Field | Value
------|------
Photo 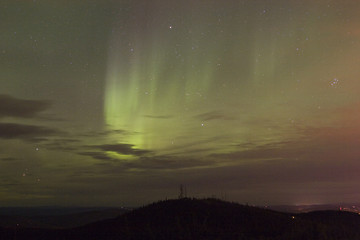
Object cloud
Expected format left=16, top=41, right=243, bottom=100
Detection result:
left=80, top=129, right=127, bottom=138
left=195, top=111, right=232, bottom=121
left=0, top=157, right=17, bottom=161
left=31, top=138, right=82, bottom=153
left=122, top=155, right=215, bottom=170
left=210, top=119, right=360, bottom=168
left=211, top=140, right=300, bottom=161
left=0, top=123, right=60, bottom=141
left=96, top=143, right=152, bottom=156
left=165, top=136, right=227, bottom=155
left=78, top=152, right=115, bottom=161
left=36, top=114, right=66, bottom=122
left=0, top=95, right=51, bottom=118
left=89, top=155, right=216, bottom=172
left=80, top=149, right=213, bottom=170
left=143, top=115, right=173, bottom=119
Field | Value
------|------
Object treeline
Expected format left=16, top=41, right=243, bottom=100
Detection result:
left=2, top=198, right=360, bottom=240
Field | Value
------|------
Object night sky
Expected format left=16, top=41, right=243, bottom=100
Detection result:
left=2, top=0, right=360, bottom=207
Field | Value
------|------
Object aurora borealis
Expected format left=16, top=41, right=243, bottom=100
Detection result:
left=2, top=0, right=360, bottom=207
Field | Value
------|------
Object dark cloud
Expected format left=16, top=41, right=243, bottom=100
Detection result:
left=39, top=138, right=81, bottom=152
left=211, top=123, right=360, bottom=168
left=143, top=115, right=173, bottom=119
left=0, top=94, right=51, bottom=118
left=79, top=152, right=115, bottom=161
left=51, top=138, right=81, bottom=144
left=195, top=111, right=232, bottom=121
left=36, top=114, right=66, bottom=122
left=80, top=148, right=213, bottom=170
left=80, top=129, right=128, bottom=137
left=212, top=140, right=300, bottom=161
left=0, top=157, right=18, bottom=161
left=209, top=159, right=360, bottom=187
left=0, top=123, right=60, bottom=141
left=177, top=148, right=214, bottom=155
left=165, top=136, right=226, bottom=154
left=122, top=156, right=215, bottom=170
left=109, top=129, right=127, bottom=134
left=96, top=143, right=152, bottom=156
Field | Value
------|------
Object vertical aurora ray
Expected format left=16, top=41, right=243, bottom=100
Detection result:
left=103, top=1, right=359, bottom=159
left=4, top=0, right=360, bottom=206
left=103, top=2, right=297, bottom=156
left=103, top=2, right=223, bottom=155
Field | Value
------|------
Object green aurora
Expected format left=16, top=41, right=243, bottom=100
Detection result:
left=104, top=1, right=356, bottom=159
left=1, top=0, right=360, bottom=206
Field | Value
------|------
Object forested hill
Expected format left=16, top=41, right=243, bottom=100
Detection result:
left=4, top=198, right=360, bottom=240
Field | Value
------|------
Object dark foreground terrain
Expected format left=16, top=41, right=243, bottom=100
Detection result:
left=2, top=198, right=360, bottom=240
left=0, top=207, right=129, bottom=229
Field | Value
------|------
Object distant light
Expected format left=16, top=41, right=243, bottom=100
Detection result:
left=330, top=78, right=339, bottom=88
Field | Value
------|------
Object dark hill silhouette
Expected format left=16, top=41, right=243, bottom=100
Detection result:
left=4, top=198, right=360, bottom=240
left=71, top=198, right=294, bottom=240
left=0, top=208, right=128, bottom=229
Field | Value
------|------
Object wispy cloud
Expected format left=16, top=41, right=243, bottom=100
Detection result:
left=43, top=138, right=80, bottom=152
left=80, top=148, right=215, bottom=171
left=0, top=94, right=51, bottom=118
left=195, top=110, right=232, bottom=121
left=80, top=129, right=128, bottom=137
left=121, top=155, right=215, bottom=170
left=0, top=123, right=61, bottom=142
left=143, top=115, right=173, bottom=119
left=0, top=157, right=18, bottom=162
left=78, top=152, right=115, bottom=161
left=96, top=143, right=152, bottom=156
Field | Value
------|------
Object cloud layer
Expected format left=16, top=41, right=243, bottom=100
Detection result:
left=0, top=95, right=51, bottom=118
left=0, top=123, right=60, bottom=141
